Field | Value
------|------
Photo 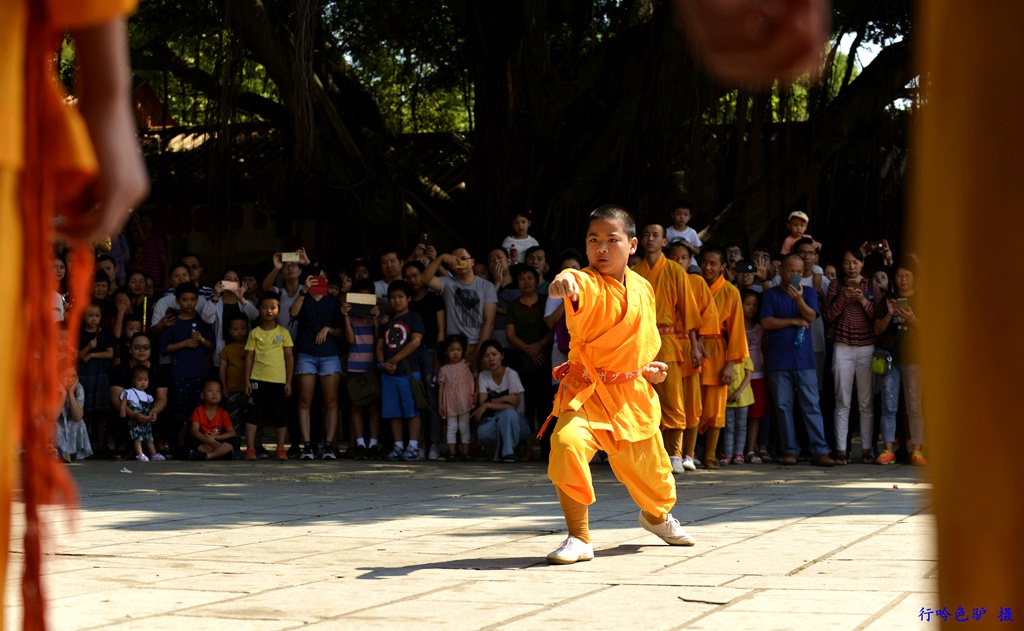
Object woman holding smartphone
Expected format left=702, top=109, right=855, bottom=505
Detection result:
left=202, top=269, right=259, bottom=369
left=872, top=258, right=925, bottom=465
left=823, top=249, right=882, bottom=465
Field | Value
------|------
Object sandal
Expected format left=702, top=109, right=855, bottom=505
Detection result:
left=862, top=453, right=875, bottom=464
left=446, top=454, right=456, bottom=462
left=746, top=451, right=762, bottom=464
left=835, top=452, right=848, bottom=466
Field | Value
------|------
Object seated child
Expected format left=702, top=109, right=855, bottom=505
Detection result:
left=55, top=366, right=93, bottom=462
left=119, top=365, right=165, bottom=462
left=188, top=379, right=240, bottom=460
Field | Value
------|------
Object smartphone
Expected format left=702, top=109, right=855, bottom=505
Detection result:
left=789, top=273, right=801, bottom=289
left=868, top=240, right=886, bottom=253
left=847, top=278, right=860, bottom=289
left=221, top=280, right=239, bottom=293
left=310, top=278, right=328, bottom=296
left=420, top=232, right=433, bottom=247
left=165, top=308, right=179, bottom=318
left=896, top=298, right=908, bottom=310
left=281, top=252, right=300, bottom=263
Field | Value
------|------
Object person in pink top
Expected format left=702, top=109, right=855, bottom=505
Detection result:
left=437, top=334, right=476, bottom=461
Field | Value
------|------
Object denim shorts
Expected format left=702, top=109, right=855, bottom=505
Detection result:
left=294, top=353, right=342, bottom=376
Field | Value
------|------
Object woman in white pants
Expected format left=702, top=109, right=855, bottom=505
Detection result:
left=823, top=249, right=882, bottom=465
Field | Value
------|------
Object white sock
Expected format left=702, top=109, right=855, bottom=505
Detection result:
left=356, top=438, right=366, bottom=447
left=369, top=438, right=378, bottom=447
left=395, top=441, right=405, bottom=450
left=408, top=440, right=419, bottom=449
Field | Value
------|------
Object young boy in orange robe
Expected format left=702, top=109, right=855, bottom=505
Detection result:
left=666, top=242, right=719, bottom=472
left=697, top=246, right=749, bottom=469
left=543, top=206, right=697, bottom=565
left=632, top=224, right=702, bottom=474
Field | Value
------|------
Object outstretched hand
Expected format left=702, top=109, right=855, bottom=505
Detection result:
left=548, top=272, right=580, bottom=302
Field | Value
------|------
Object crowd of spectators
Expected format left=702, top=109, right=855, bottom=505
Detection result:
left=51, top=204, right=924, bottom=468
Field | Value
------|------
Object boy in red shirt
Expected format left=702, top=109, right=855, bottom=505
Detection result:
left=188, top=379, right=239, bottom=460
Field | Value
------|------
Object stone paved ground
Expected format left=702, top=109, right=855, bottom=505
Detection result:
left=4, top=458, right=935, bottom=630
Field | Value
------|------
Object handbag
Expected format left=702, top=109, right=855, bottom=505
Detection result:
left=347, top=365, right=381, bottom=406
left=401, top=359, right=431, bottom=410
left=870, top=349, right=893, bottom=376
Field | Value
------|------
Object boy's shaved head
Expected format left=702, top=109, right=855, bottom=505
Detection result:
left=589, top=205, right=636, bottom=239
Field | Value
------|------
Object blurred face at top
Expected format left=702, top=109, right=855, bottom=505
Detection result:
left=894, top=267, right=914, bottom=294
left=404, top=266, right=423, bottom=293
left=586, top=217, right=636, bottom=279
left=127, top=272, right=146, bottom=297
left=281, top=260, right=300, bottom=281
left=52, top=258, right=65, bottom=281
left=783, top=255, right=805, bottom=279
left=338, top=271, right=352, bottom=293
left=700, top=250, right=725, bottom=285
left=353, top=264, right=370, bottom=281
left=671, top=206, right=691, bottom=227
left=93, top=279, right=109, bottom=301
left=512, top=214, right=530, bottom=238
left=182, top=256, right=202, bottom=283
left=842, top=251, right=863, bottom=279
left=97, top=258, right=116, bottom=282
left=487, top=248, right=509, bottom=272
left=667, top=245, right=691, bottom=269
left=169, top=265, right=190, bottom=288
left=380, top=252, right=402, bottom=281
left=640, top=225, right=667, bottom=256
left=516, top=269, right=537, bottom=294
left=725, top=246, right=743, bottom=264
left=481, top=344, right=504, bottom=372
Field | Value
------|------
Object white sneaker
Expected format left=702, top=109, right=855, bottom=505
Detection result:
left=669, top=456, right=684, bottom=475
left=546, top=535, right=595, bottom=565
left=427, top=445, right=442, bottom=461
left=681, top=456, right=696, bottom=472
left=638, top=512, right=696, bottom=546
left=135, top=454, right=149, bottom=462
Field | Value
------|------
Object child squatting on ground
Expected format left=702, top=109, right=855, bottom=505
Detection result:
left=543, top=205, right=697, bottom=565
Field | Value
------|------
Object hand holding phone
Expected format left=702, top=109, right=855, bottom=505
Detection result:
left=789, top=273, right=802, bottom=289
left=310, top=277, right=328, bottom=296
left=221, top=280, right=239, bottom=293
left=282, top=252, right=300, bottom=263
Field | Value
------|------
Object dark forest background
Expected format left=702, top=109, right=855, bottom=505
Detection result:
left=98, top=0, right=915, bottom=266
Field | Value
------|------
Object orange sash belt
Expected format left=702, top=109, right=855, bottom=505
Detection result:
left=657, top=324, right=679, bottom=336
left=538, top=361, right=642, bottom=438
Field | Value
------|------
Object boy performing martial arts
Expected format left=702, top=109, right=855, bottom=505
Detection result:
left=543, top=205, right=696, bottom=565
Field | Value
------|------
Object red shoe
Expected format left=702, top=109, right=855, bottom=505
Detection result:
left=875, top=449, right=896, bottom=465
left=244, top=448, right=257, bottom=460
left=910, top=450, right=928, bottom=466
left=275, top=447, right=288, bottom=460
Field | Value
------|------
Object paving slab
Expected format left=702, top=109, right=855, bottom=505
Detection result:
left=4, top=459, right=936, bottom=629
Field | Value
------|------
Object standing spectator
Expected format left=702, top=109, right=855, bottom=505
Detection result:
left=202, top=269, right=259, bottom=368
left=794, top=237, right=829, bottom=388
left=421, top=248, right=497, bottom=363
left=78, top=302, right=114, bottom=453
left=377, top=281, right=426, bottom=461
left=373, top=249, right=404, bottom=300
left=179, top=252, right=215, bottom=300
left=289, top=266, right=344, bottom=460
left=404, top=260, right=446, bottom=460
left=760, top=255, right=835, bottom=466
left=873, top=258, right=926, bottom=465
left=96, top=254, right=119, bottom=294
left=505, top=265, right=555, bottom=456
left=740, top=290, right=770, bottom=464
left=524, top=245, right=551, bottom=293
left=108, top=230, right=131, bottom=283
left=118, top=366, right=163, bottom=462
left=487, top=246, right=519, bottom=349
left=437, top=334, right=475, bottom=461
left=824, top=249, right=881, bottom=464
left=665, top=199, right=702, bottom=262
left=342, top=280, right=382, bottom=459
left=53, top=255, right=68, bottom=313
left=261, top=248, right=312, bottom=340
left=160, top=284, right=214, bottom=453
left=243, top=294, right=295, bottom=461
left=502, top=211, right=540, bottom=263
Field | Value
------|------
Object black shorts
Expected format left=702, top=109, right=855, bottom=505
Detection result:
left=249, top=380, right=288, bottom=429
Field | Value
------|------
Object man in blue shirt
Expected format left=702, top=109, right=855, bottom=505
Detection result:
left=759, top=254, right=835, bottom=467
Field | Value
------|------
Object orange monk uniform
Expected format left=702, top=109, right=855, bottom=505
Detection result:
left=631, top=255, right=700, bottom=431
left=915, top=2, right=1024, bottom=612
left=679, top=273, right=719, bottom=428
left=1, top=1, right=136, bottom=626
left=699, top=275, right=748, bottom=432
left=547, top=268, right=676, bottom=517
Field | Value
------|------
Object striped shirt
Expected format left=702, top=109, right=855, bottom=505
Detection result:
left=824, top=277, right=880, bottom=346
left=348, top=317, right=376, bottom=374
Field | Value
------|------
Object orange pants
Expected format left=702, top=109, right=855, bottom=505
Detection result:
left=548, top=410, right=676, bottom=517
left=699, top=384, right=727, bottom=432
left=680, top=372, right=702, bottom=429
left=652, top=361, right=686, bottom=430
